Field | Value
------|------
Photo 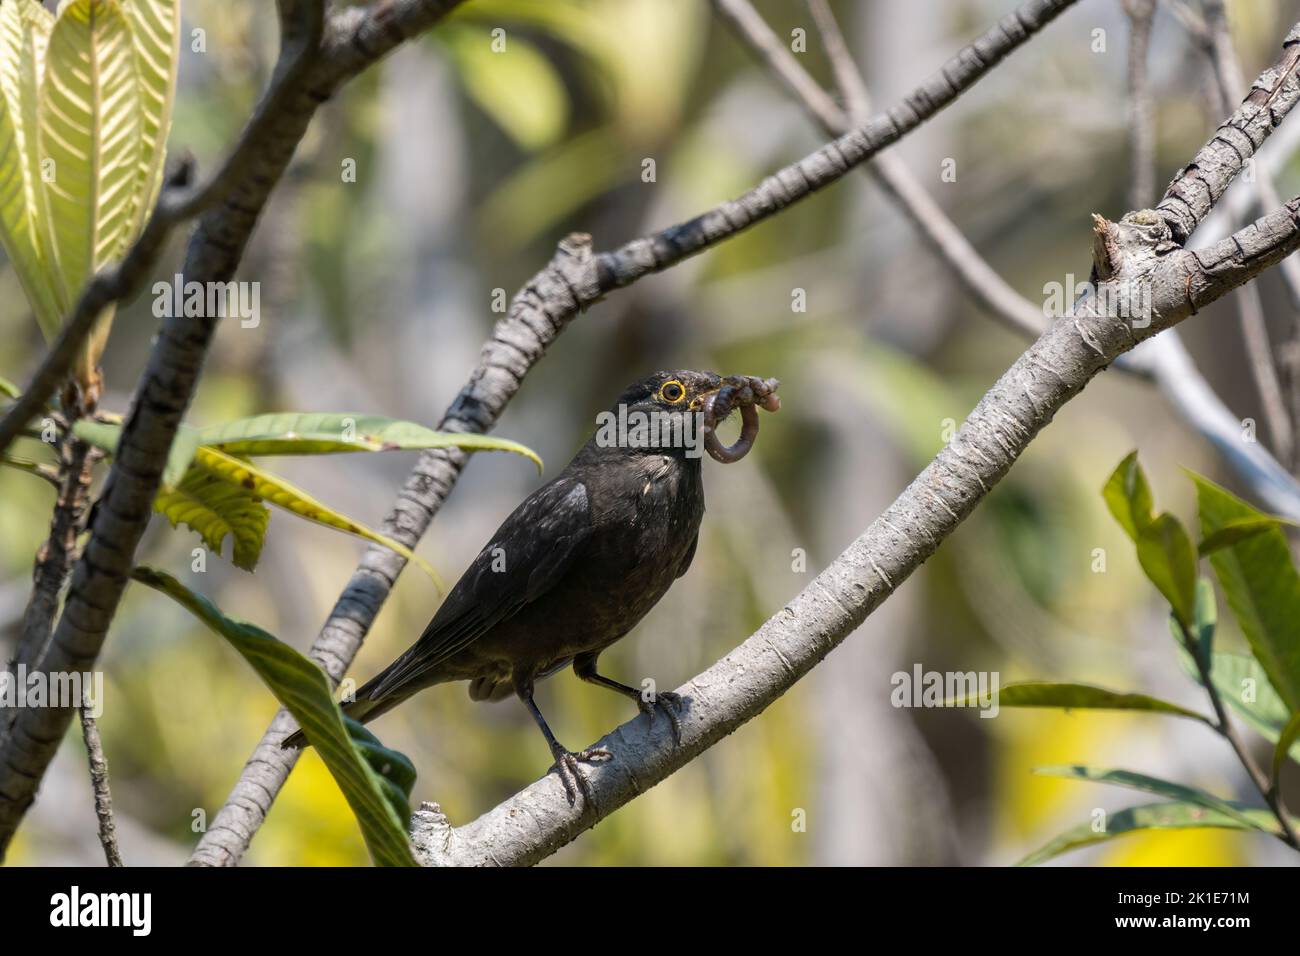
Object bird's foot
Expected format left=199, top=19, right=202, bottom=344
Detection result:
left=638, top=691, right=684, bottom=745
left=549, top=747, right=612, bottom=808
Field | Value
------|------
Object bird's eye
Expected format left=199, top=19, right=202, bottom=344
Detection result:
left=658, top=380, right=686, bottom=403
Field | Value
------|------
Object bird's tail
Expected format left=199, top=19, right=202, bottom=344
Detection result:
left=280, top=680, right=415, bottom=751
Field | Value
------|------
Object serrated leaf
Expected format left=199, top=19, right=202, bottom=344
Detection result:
left=0, top=0, right=61, bottom=339
left=38, top=0, right=141, bottom=382
left=1192, top=473, right=1300, bottom=714
left=196, top=412, right=542, bottom=472
left=1102, top=451, right=1153, bottom=542
left=1017, top=801, right=1281, bottom=866
left=130, top=566, right=417, bottom=866
left=153, top=464, right=269, bottom=570
left=948, top=681, right=1209, bottom=723
left=73, top=417, right=199, bottom=487
left=1033, top=765, right=1272, bottom=833
left=119, top=0, right=177, bottom=231
left=193, top=445, right=444, bottom=589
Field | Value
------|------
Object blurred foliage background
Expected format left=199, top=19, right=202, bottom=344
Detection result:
left=3, top=0, right=1300, bottom=865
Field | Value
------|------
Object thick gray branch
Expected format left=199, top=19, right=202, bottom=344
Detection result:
left=413, top=200, right=1300, bottom=866
left=721, top=0, right=1300, bottom=517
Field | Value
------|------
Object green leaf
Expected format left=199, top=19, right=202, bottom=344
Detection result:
left=39, top=0, right=140, bottom=306
left=1273, top=712, right=1300, bottom=791
left=1102, top=451, right=1153, bottom=541
left=193, top=445, right=445, bottom=590
left=153, top=464, right=269, bottom=571
left=346, top=718, right=417, bottom=825
left=1192, top=473, right=1300, bottom=714
left=1017, top=801, right=1281, bottom=866
left=1136, top=513, right=1198, bottom=629
left=949, top=681, right=1209, bottom=723
left=0, top=373, right=20, bottom=399
left=130, top=566, right=417, bottom=867
left=38, top=0, right=142, bottom=380
left=1033, top=765, right=1272, bottom=833
left=196, top=412, right=542, bottom=472
left=73, top=418, right=199, bottom=488
left=1199, top=516, right=1298, bottom=556
left=0, top=0, right=61, bottom=338
left=1178, top=650, right=1300, bottom=763
left=119, top=0, right=179, bottom=233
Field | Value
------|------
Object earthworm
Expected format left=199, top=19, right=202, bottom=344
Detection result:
left=701, top=376, right=780, bottom=463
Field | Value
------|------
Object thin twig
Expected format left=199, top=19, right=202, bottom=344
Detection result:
left=79, top=695, right=123, bottom=867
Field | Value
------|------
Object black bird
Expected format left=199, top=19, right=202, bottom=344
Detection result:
left=284, top=370, right=737, bottom=804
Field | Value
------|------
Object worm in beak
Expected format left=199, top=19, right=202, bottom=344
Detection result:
left=700, top=376, right=781, bottom=463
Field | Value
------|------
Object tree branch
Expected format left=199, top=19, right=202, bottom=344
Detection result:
left=190, top=0, right=1085, bottom=866
left=0, top=0, right=474, bottom=858
left=721, top=0, right=1300, bottom=517
left=79, top=699, right=124, bottom=867
left=409, top=201, right=1300, bottom=865
left=11, top=439, right=96, bottom=685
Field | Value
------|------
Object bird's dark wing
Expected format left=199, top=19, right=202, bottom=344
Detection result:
left=676, top=530, right=698, bottom=579
left=364, top=478, right=593, bottom=700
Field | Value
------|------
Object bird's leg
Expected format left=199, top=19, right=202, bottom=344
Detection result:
left=573, top=653, right=683, bottom=745
left=516, top=680, right=610, bottom=807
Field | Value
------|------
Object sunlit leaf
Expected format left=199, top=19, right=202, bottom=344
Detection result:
left=38, top=0, right=141, bottom=382
left=1034, top=765, right=1272, bottom=833
left=1199, top=516, right=1298, bottom=555
left=949, top=681, right=1209, bottom=723
left=1192, top=473, right=1300, bottom=714
left=0, top=0, right=60, bottom=338
left=1017, top=801, right=1281, bottom=866
left=119, top=0, right=179, bottom=232
left=130, top=566, right=417, bottom=867
left=1136, top=513, right=1198, bottom=629
left=196, top=411, right=542, bottom=472
left=153, top=464, right=269, bottom=571
left=73, top=417, right=199, bottom=488
left=193, top=445, right=444, bottom=589
left=1102, top=450, right=1153, bottom=542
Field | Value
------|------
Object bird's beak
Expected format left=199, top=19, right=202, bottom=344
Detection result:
left=689, top=388, right=719, bottom=411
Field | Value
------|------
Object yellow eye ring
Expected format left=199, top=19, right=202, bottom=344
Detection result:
left=658, top=380, right=686, bottom=404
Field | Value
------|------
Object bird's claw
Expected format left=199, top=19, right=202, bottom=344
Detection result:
left=639, top=691, right=684, bottom=745
left=549, top=747, right=612, bottom=808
